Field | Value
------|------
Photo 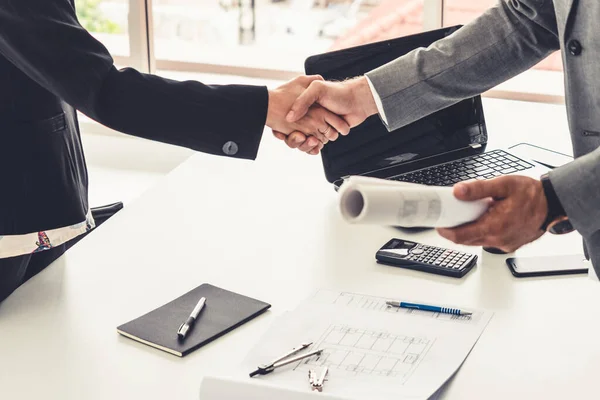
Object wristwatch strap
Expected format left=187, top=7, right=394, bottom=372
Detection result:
left=540, top=173, right=566, bottom=231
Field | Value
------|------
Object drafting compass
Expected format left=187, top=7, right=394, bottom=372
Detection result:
left=308, top=366, right=329, bottom=392
left=249, top=342, right=323, bottom=377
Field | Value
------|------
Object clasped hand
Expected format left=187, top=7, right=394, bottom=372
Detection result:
left=267, top=76, right=350, bottom=155
left=268, top=76, right=378, bottom=155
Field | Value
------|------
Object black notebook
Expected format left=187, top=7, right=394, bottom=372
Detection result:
left=117, top=284, right=271, bottom=357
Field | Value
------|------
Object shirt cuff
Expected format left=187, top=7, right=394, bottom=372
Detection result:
left=365, top=75, right=389, bottom=126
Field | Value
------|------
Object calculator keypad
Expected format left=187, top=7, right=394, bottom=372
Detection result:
left=407, top=244, right=472, bottom=270
left=377, top=239, right=477, bottom=278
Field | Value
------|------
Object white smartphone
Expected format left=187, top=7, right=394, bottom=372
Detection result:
left=508, top=143, right=573, bottom=169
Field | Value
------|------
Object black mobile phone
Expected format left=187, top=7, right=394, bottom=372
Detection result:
left=506, top=254, right=589, bottom=278
left=376, top=238, right=477, bottom=278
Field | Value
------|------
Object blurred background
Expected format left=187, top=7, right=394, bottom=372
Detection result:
left=76, top=0, right=562, bottom=79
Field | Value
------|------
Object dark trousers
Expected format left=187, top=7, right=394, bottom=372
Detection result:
left=0, top=202, right=122, bottom=303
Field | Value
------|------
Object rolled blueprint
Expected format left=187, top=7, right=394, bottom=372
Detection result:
left=338, top=176, right=489, bottom=228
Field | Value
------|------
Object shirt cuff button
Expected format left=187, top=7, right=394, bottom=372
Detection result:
left=222, top=141, right=239, bottom=156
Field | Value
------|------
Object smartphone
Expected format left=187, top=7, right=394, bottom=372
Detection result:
left=508, top=143, right=573, bottom=169
left=506, top=254, right=589, bottom=277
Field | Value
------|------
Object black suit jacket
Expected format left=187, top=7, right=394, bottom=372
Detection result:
left=0, top=0, right=268, bottom=235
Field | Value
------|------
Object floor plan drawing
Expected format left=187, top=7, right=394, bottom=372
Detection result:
left=295, top=324, right=434, bottom=383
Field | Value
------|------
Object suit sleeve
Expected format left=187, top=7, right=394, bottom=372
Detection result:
left=0, top=0, right=267, bottom=159
left=365, top=0, right=560, bottom=131
left=549, top=148, right=600, bottom=238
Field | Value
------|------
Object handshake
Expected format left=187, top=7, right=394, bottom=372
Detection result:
left=266, top=75, right=379, bottom=155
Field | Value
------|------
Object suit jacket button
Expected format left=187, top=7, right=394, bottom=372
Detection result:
left=583, top=130, right=599, bottom=137
left=222, top=141, right=239, bottom=156
left=568, top=39, right=582, bottom=56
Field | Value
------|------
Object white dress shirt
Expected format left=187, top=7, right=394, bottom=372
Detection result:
left=365, top=75, right=389, bottom=126
left=0, top=210, right=95, bottom=259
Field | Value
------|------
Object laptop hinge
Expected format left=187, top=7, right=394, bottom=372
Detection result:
left=470, top=143, right=482, bottom=149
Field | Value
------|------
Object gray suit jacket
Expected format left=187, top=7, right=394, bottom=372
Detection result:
left=366, top=0, right=600, bottom=275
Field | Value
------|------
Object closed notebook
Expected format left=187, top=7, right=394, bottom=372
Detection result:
left=117, top=283, right=271, bottom=357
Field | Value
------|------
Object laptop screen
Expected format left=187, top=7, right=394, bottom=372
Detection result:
left=305, top=27, right=487, bottom=183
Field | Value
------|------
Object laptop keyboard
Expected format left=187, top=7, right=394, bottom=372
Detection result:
left=391, top=149, right=535, bottom=186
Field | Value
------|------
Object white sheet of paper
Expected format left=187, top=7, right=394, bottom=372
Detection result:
left=338, top=176, right=488, bottom=228
left=199, top=375, right=348, bottom=400
left=240, top=290, right=493, bottom=400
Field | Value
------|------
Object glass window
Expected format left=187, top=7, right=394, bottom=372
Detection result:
left=75, top=0, right=130, bottom=57
left=152, top=0, right=425, bottom=72
left=75, top=0, right=133, bottom=133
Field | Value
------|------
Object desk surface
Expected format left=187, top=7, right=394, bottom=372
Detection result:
left=1, top=99, right=598, bottom=400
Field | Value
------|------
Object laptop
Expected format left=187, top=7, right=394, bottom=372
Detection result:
left=304, top=26, right=549, bottom=190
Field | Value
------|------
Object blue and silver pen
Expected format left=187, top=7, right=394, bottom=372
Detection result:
left=386, top=301, right=472, bottom=316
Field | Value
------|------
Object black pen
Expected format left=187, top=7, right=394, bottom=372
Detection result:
left=177, top=297, right=206, bottom=340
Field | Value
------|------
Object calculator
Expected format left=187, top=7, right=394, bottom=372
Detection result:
left=375, top=238, right=478, bottom=278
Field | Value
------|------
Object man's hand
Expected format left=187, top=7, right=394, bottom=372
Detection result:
left=437, top=176, right=549, bottom=253
left=273, top=76, right=378, bottom=154
left=286, top=76, right=379, bottom=128
left=272, top=128, right=325, bottom=155
left=267, top=76, right=350, bottom=144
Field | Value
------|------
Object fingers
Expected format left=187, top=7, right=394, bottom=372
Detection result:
left=300, top=74, right=324, bottom=84
left=292, top=110, right=334, bottom=143
left=274, top=129, right=324, bottom=155
left=272, top=131, right=287, bottom=141
left=437, top=214, right=493, bottom=245
left=437, top=177, right=545, bottom=253
left=309, top=143, right=323, bottom=155
left=284, top=132, right=309, bottom=149
left=276, top=131, right=323, bottom=155
left=295, top=106, right=349, bottom=142
left=298, top=136, right=321, bottom=153
left=311, top=129, right=329, bottom=144
left=320, top=126, right=339, bottom=142
left=322, top=110, right=350, bottom=138
left=306, top=105, right=349, bottom=139
left=437, top=201, right=545, bottom=253
left=453, top=176, right=514, bottom=201
left=287, top=80, right=324, bottom=122
left=289, top=133, right=322, bottom=154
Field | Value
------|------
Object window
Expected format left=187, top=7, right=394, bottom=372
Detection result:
left=75, top=0, right=131, bottom=58
left=152, top=0, right=426, bottom=74
left=73, top=0, right=564, bottom=139
left=75, top=0, right=152, bottom=135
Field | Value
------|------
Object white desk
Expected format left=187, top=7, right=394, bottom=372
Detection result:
left=1, top=99, right=599, bottom=400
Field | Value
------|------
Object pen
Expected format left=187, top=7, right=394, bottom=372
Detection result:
left=177, top=297, right=206, bottom=340
left=386, top=301, right=472, bottom=316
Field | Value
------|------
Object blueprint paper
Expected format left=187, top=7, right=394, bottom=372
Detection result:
left=199, top=375, right=445, bottom=400
left=338, top=176, right=488, bottom=228
left=240, top=290, right=493, bottom=400
left=199, top=375, right=348, bottom=400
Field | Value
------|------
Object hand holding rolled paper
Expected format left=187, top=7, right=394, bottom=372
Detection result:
left=338, top=176, right=489, bottom=228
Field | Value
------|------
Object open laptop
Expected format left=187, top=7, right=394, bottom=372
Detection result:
left=304, top=26, right=549, bottom=189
